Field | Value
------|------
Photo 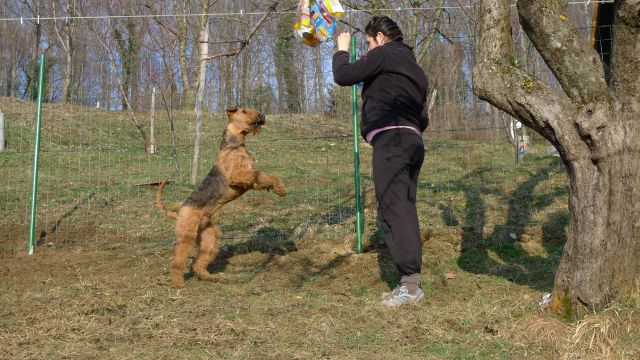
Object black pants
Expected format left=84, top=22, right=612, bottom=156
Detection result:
left=371, top=128, right=425, bottom=277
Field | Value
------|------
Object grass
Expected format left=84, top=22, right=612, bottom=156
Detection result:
left=1, top=96, right=639, bottom=358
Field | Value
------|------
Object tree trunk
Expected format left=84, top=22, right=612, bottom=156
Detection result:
left=173, top=0, right=192, bottom=109
left=28, top=19, right=42, bottom=100
left=556, top=154, right=640, bottom=311
left=314, top=46, right=325, bottom=113
left=100, top=62, right=108, bottom=109
left=190, top=14, right=209, bottom=185
left=274, top=9, right=301, bottom=113
left=61, top=40, right=73, bottom=104
left=4, top=50, right=12, bottom=97
left=55, top=1, right=75, bottom=105
left=473, top=0, right=640, bottom=313
left=130, top=60, right=140, bottom=111
left=551, top=0, right=640, bottom=312
left=241, top=47, right=249, bottom=105
left=9, top=47, right=18, bottom=97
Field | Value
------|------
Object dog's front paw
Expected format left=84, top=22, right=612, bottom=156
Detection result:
left=171, top=273, right=185, bottom=288
left=273, top=183, right=286, bottom=197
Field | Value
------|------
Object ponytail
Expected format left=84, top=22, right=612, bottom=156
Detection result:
left=364, top=16, right=404, bottom=43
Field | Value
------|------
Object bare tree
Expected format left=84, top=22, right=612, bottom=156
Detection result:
left=189, top=0, right=280, bottom=184
left=473, top=0, right=640, bottom=313
left=0, top=1, right=24, bottom=98
left=87, top=17, right=152, bottom=152
left=274, top=2, right=301, bottom=113
left=145, top=0, right=195, bottom=109
left=190, top=0, right=212, bottom=185
left=174, top=0, right=193, bottom=109
left=23, top=0, right=46, bottom=100
left=52, top=0, right=77, bottom=104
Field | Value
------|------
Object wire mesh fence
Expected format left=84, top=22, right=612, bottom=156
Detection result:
left=0, top=3, right=608, bottom=258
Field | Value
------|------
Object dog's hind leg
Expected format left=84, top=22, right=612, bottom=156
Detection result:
left=170, top=207, right=202, bottom=287
left=192, top=221, right=221, bottom=281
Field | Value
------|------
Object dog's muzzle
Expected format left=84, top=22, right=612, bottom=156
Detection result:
left=253, top=114, right=266, bottom=127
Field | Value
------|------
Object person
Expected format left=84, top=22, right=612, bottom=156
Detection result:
left=332, top=16, right=429, bottom=307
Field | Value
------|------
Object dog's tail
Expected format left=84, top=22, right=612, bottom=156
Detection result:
left=157, top=179, right=178, bottom=219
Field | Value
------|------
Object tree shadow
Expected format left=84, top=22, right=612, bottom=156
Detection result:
left=292, top=252, right=354, bottom=288
left=448, top=157, right=568, bottom=291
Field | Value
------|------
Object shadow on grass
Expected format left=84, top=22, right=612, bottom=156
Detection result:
left=291, top=252, right=354, bottom=288
left=198, top=227, right=298, bottom=279
left=444, top=156, right=569, bottom=291
left=366, top=228, right=400, bottom=289
left=318, top=204, right=354, bottom=226
left=182, top=194, right=366, bottom=285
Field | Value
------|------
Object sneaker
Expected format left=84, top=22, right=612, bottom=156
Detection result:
left=380, top=285, right=425, bottom=307
left=380, top=285, right=401, bottom=301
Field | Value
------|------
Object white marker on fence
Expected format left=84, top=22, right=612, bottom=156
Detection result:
left=0, top=111, right=5, bottom=151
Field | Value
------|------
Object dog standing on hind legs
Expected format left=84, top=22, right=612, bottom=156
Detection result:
left=157, top=106, right=286, bottom=287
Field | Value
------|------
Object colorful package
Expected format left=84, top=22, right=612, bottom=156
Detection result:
left=310, top=2, right=336, bottom=42
left=322, top=0, right=345, bottom=17
left=297, top=0, right=311, bottom=28
left=294, top=21, right=321, bottom=47
left=294, top=0, right=344, bottom=47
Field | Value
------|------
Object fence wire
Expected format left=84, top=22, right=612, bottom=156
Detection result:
left=0, top=4, right=608, bottom=258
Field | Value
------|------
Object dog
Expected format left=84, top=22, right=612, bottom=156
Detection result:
left=157, top=106, right=286, bottom=287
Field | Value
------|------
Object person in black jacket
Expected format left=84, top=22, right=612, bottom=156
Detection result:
left=332, top=16, right=429, bottom=307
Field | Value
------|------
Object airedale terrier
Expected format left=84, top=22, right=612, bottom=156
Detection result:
left=157, top=106, right=286, bottom=287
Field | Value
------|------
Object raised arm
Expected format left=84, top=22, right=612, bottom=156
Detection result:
left=332, top=47, right=384, bottom=86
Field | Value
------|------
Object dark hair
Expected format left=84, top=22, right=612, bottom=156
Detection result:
left=364, top=16, right=403, bottom=42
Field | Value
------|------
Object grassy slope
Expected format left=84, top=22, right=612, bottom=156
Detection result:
left=0, top=97, right=638, bottom=359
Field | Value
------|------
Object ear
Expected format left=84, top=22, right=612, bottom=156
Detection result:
left=226, top=106, right=238, bottom=118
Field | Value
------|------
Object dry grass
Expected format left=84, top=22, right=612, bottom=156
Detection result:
left=2, top=232, right=638, bottom=359
left=1, top=97, right=638, bottom=358
left=512, top=302, right=639, bottom=360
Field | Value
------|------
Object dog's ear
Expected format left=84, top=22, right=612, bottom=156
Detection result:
left=226, top=106, right=238, bottom=117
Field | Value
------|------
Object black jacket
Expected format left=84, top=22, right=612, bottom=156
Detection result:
left=332, top=41, right=429, bottom=139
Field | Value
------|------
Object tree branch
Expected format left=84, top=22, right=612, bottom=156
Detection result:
left=517, top=0, right=609, bottom=104
left=336, top=18, right=364, bottom=34
left=51, top=1, right=69, bottom=53
left=473, top=0, right=581, bottom=157
left=144, top=3, right=180, bottom=38
left=86, top=19, right=151, bottom=150
left=201, top=0, right=279, bottom=62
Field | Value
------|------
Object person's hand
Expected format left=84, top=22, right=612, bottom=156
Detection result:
left=337, top=32, right=351, bottom=52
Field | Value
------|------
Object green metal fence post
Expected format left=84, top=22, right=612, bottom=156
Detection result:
left=351, top=35, right=363, bottom=254
left=28, top=54, right=46, bottom=255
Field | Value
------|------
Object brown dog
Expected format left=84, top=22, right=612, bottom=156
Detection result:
left=157, top=106, right=286, bottom=287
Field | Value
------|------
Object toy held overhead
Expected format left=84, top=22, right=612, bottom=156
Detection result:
left=294, top=0, right=345, bottom=47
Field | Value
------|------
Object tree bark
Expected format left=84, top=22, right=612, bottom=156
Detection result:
left=473, top=0, right=640, bottom=313
left=29, top=14, right=42, bottom=100
left=274, top=6, right=301, bottom=113
left=61, top=43, right=73, bottom=104
left=9, top=40, right=18, bottom=98
left=173, top=0, right=193, bottom=109
left=190, top=6, right=210, bottom=185
left=53, top=1, right=75, bottom=105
